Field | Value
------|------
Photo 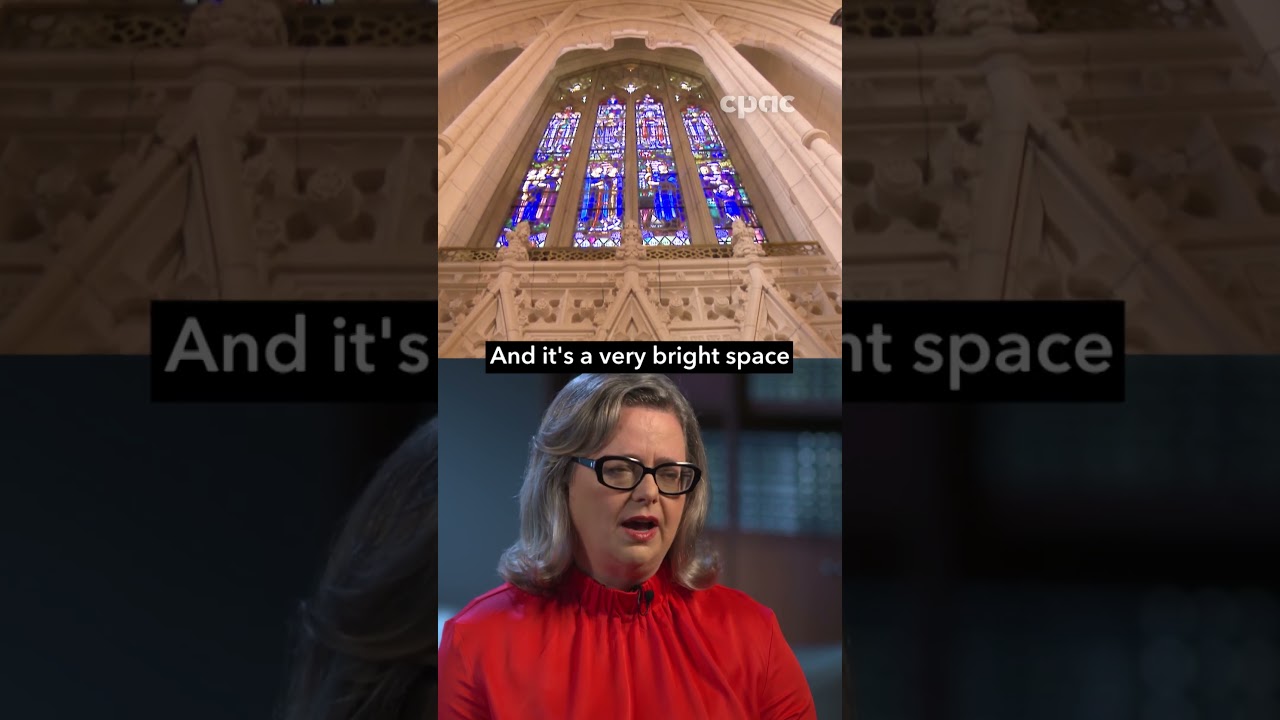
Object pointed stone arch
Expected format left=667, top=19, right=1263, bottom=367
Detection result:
left=0, top=107, right=205, bottom=352
left=989, top=115, right=1270, bottom=353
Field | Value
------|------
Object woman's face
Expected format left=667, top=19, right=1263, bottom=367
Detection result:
left=569, top=406, right=688, bottom=589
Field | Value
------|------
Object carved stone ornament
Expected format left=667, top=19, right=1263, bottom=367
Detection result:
left=305, top=166, right=361, bottom=224
left=443, top=296, right=472, bottom=323
left=730, top=219, right=764, bottom=258
left=185, top=0, right=288, bottom=48
left=616, top=218, right=646, bottom=260
left=498, top=222, right=531, bottom=261
left=255, top=217, right=288, bottom=255
left=934, top=0, right=1039, bottom=35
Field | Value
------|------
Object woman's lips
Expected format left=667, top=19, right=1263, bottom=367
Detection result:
left=620, top=519, right=658, bottom=542
left=621, top=525, right=658, bottom=542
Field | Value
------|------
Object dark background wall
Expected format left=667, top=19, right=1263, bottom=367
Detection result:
left=846, top=357, right=1280, bottom=720
left=436, top=360, right=546, bottom=611
left=0, top=356, right=434, bottom=720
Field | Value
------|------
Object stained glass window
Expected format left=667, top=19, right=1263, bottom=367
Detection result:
left=496, top=107, right=582, bottom=247
left=487, top=67, right=775, bottom=247
left=573, top=96, right=627, bottom=248
left=635, top=95, right=689, bottom=246
left=683, top=106, right=767, bottom=244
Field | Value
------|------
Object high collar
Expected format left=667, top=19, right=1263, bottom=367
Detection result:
left=561, top=563, right=675, bottom=619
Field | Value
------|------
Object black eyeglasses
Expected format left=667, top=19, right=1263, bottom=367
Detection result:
left=571, top=456, right=702, bottom=496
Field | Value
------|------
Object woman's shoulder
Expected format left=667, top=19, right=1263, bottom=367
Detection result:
left=446, top=582, right=541, bottom=630
left=688, top=583, right=781, bottom=629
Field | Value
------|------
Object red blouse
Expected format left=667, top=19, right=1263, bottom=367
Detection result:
left=439, top=564, right=817, bottom=720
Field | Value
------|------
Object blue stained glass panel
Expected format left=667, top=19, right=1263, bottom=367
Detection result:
left=574, top=96, right=627, bottom=248
left=496, top=107, right=582, bottom=248
left=682, top=106, right=767, bottom=244
left=635, top=95, right=689, bottom=246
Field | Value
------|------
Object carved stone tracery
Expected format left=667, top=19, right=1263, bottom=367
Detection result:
left=0, top=1, right=435, bottom=50
left=934, top=0, right=1039, bottom=34
left=185, top=0, right=287, bottom=48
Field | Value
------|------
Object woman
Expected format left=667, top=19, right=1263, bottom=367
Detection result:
left=439, top=375, right=816, bottom=719
left=278, top=418, right=438, bottom=720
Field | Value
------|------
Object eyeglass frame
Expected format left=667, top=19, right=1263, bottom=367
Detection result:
left=569, top=455, right=703, bottom=496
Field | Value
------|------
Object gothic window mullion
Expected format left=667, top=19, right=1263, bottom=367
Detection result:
left=665, top=84, right=717, bottom=246
left=625, top=92, right=640, bottom=237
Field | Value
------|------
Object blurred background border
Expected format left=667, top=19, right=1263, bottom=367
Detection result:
left=847, top=357, right=1280, bottom=720
left=0, top=356, right=435, bottom=719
